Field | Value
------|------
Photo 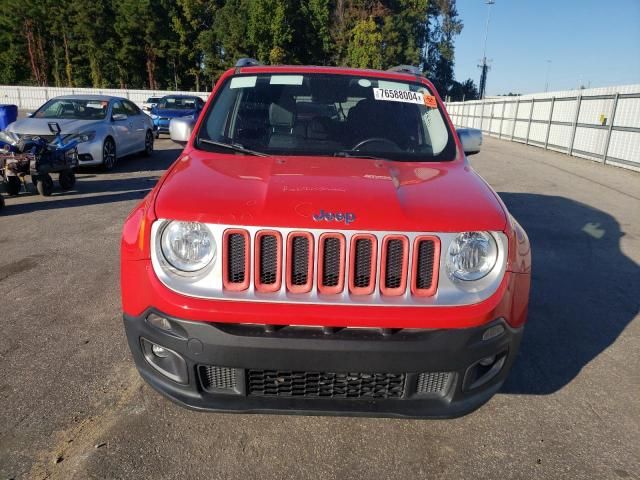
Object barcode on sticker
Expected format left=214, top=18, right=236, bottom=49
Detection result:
left=373, top=88, right=424, bottom=105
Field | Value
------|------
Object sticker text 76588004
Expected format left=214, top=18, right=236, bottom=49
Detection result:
left=373, top=88, right=425, bottom=105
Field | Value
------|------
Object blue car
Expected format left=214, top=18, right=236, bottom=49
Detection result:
left=150, top=95, right=205, bottom=138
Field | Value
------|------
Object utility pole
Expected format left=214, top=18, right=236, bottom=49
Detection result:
left=544, top=60, right=551, bottom=92
left=478, top=0, right=495, bottom=99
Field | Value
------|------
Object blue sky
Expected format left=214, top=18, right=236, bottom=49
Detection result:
left=453, top=0, right=640, bottom=95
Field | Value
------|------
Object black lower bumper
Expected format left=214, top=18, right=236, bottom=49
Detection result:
left=123, top=311, right=523, bottom=419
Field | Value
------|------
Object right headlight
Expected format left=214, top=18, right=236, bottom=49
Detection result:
left=446, top=231, right=498, bottom=281
left=160, top=221, right=216, bottom=273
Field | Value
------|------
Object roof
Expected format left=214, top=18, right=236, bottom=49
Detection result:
left=235, top=64, right=426, bottom=84
left=52, top=94, right=124, bottom=101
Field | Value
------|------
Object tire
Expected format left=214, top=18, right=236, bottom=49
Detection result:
left=102, top=138, right=117, bottom=171
left=5, top=176, right=21, bottom=196
left=58, top=170, right=76, bottom=190
left=143, top=130, right=154, bottom=157
left=36, top=174, right=54, bottom=196
left=0, top=195, right=4, bottom=210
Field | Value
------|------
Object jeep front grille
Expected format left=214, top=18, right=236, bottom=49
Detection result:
left=221, top=228, right=440, bottom=298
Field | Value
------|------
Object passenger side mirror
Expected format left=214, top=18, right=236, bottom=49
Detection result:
left=112, top=113, right=128, bottom=122
left=456, top=128, right=482, bottom=156
left=170, top=117, right=196, bottom=145
left=26, top=112, right=34, bottom=118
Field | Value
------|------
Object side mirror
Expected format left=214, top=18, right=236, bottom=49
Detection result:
left=456, top=128, right=482, bottom=156
left=112, top=113, right=128, bottom=122
left=169, top=117, right=196, bottom=145
left=26, top=112, right=34, bottom=118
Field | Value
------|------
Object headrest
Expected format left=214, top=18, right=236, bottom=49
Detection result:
left=269, top=97, right=296, bottom=128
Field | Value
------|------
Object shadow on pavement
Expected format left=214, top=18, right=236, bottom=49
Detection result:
left=499, top=192, right=640, bottom=395
left=0, top=146, right=181, bottom=216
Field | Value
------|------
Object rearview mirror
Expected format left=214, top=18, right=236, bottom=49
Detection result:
left=112, top=113, right=128, bottom=122
left=456, top=128, right=482, bottom=156
left=169, top=117, right=196, bottom=145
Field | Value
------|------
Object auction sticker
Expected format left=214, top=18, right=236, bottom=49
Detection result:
left=373, top=88, right=437, bottom=108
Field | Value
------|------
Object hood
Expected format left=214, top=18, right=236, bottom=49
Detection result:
left=154, top=150, right=506, bottom=232
left=7, top=118, right=102, bottom=135
left=152, top=108, right=197, bottom=118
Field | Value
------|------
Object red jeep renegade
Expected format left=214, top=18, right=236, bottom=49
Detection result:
left=121, top=60, right=531, bottom=418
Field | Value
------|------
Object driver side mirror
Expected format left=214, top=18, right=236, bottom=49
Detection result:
left=112, top=113, right=128, bottom=122
left=169, top=117, right=196, bottom=145
left=456, top=128, right=482, bottom=156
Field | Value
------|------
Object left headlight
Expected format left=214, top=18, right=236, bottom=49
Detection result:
left=160, top=221, right=216, bottom=273
left=446, top=231, right=498, bottom=281
left=77, top=131, right=96, bottom=142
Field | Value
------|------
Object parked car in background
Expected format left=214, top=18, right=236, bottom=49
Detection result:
left=150, top=95, right=205, bottom=138
left=142, top=96, right=163, bottom=113
left=121, top=60, right=532, bottom=418
left=6, top=95, right=154, bottom=170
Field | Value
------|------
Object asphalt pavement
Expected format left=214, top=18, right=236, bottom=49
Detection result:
left=0, top=137, right=638, bottom=480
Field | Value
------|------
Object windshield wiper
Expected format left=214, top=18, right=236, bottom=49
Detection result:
left=334, top=150, right=389, bottom=161
left=197, top=138, right=270, bottom=157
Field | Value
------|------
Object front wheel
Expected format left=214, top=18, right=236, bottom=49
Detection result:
left=102, top=138, right=117, bottom=171
left=5, top=176, right=21, bottom=196
left=143, top=130, right=154, bottom=157
left=36, top=174, right=54, bottom=196
left=59, top=170, right=76, bottom=190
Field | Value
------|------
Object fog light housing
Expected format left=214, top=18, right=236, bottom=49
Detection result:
left=152, top=344, right=170, bottom=358
left=464, top=350, right=508, bottom=391
left=140, top=338, right=188, bottom=384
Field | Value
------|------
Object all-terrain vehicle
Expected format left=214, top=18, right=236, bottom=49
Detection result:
left=0, top=122, right=81, bottom=196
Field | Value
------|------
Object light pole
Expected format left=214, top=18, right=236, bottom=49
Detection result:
left=478, top=0, right=495, bottom=99
left=544, top=60, right=551, bottom=92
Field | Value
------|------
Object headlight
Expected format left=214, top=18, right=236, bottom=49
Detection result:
left=77, top=131, right=96, bottom=142
left=446, top=231, right=498, bottom=281
left=160, top=221, right=216, bottom=272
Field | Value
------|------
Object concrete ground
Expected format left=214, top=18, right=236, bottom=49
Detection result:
left=0, top=137, right=638, bottom=480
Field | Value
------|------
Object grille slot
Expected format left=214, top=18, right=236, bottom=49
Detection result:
left=385, top=240, right=404, bottom=289
left=415, top=240, right=435, bottom=289
left=354, top=239, right=372, bottom=287
left=416, top=372, right=452, bottom=396
left=199, top=366, right=237, bottom=391
left=380, top=236, right=409, bottom=295
left=287, top=233, right=313, bottom=293
left=248, top=369, right=405, bottom=399
left=260, top=235, right=278, bottom=284
left=321, top=238, right=341, bottom=287
left=291, top=237, right=309, bottom=285
left=227, top=234, right=246, bottom=283
left=223, top=229, right=250, bottom=290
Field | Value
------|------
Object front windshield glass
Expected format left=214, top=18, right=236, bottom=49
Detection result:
left=33, top=99, right=108, bottom=120
left=196, top=73, right=456, bottom=161
left=158, top=96, right=199, bottom=110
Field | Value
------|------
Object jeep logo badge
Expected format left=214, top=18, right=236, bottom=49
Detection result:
left=313, top=209, right=356, bottom=225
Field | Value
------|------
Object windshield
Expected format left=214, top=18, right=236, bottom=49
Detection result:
left=33, top=99, right=108, bottom=120
left=157, top=96, right=200, bottom=110
left=196, top=73, right=455, bottom=161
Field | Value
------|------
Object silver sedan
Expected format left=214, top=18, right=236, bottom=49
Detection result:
left=6, top=95, right=154, bottom=170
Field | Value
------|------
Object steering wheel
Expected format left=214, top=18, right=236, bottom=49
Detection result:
left=351, top=137, right=401, bottom=152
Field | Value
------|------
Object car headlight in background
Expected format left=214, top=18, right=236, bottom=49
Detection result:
left=446, top=231, right=498, bottom=281
left=160, top=221, right=216, bottom=273
left=77, top=131, right=96, bottom=142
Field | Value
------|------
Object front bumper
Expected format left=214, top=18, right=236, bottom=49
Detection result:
left=76, top=139, right=104, bottom=166
left=124, top=311, right=523, bottom=418
left=153, top=118, right=171, bottom=133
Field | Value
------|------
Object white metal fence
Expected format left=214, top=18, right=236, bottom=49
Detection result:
left=446, top=84, right=640, bottom=172
left=0, top=85, right=211, bottom=111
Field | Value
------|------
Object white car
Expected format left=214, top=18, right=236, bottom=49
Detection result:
left=6, top=95, right=154, bottom=170
left=142, top=96, right=163, bottom=113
